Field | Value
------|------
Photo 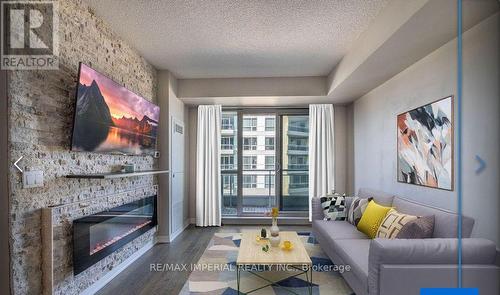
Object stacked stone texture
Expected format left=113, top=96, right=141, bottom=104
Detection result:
left=8, top=1, right=158, bottom=294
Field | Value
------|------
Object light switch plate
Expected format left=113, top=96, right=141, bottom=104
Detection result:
left=23, top=170, right=44, bottom=188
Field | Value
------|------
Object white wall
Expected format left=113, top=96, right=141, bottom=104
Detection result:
left=353, top=13, right=499, bottom=244
left=157, top=71, right=190, bottom=240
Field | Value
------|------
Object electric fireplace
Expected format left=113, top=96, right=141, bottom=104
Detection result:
left=73, top=196, right=157, bottom=275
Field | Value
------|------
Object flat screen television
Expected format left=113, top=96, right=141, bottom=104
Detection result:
left=71, top=63, right=160, bottom=156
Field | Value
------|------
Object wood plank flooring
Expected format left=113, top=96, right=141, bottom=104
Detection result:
left=97, top=225, right=312, bottom=295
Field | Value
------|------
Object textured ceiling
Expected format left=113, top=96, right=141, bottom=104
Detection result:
left=84, top=0, right=388, bottom=78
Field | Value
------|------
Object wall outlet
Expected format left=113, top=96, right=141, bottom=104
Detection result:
left=23, top=170, right=44, bottom=189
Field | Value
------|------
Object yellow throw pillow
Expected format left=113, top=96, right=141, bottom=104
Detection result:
left=356, top=200, right=392, bottom=238
left=376, top=209, right=418, bottom=239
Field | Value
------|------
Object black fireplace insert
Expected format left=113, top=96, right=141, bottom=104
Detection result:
left=73, top=195, right=157, bottom=275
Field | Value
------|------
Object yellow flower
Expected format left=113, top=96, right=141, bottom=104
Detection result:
left=271, top=207, right=279, bottom=218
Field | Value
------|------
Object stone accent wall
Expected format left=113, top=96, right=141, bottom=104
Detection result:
left=47, top=185, right=157, bottom=295
left=8, top=0, right=158, bottom=294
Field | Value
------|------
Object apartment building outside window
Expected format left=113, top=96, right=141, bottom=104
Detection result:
left=243, top=117, right=257, bottom=131
left=220, top=111, right=308, bottom=217
left=243, top=156, right=257, bottom=169
left=243, top=175, right=257, bottom=188
left=265, top=175, right=275, bottom=189
left=265, top=137, right=275, bottom=150
left=221, top=136, right=234, bottom=150
left=222, top=115, right=235, bottom=130
left=265, top=156, right=275, bottom=170
left=221, top=155, right=235, bottom=170
left=243, top=137, right=257, bottom=150
left=265, top=117, right=275, bottom=131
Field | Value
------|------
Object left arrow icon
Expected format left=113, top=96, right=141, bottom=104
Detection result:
left=14, top=156, right=23, bottom=172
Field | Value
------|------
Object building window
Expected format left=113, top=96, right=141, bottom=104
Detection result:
left=265, top=156, right=275, bottom=170
left=221, top=136, right=234, bottom=150
left=265, top=117, right=275, bottom=131
left=265, top=137, right=274, bottom=150
left=243, top=175, right=257, bottom=188
left=222, top=175, right=237, bottom=195
left=289, top=137, right=308, bottom=151
left=290, top=175, right=308, bottom=189
left=243, top=137, right=257, bottom=150
left=243, top=156, right=257, bottom=169
left=221, top=155, right=235, bottom=170
left=288, top=117, right=309, bottom=133
left=265, top=175, right=275, bottom=189
left=243, top=117, right=257, bottom=131
left=222, top=115, right=235, bottom=130
left=289, top=155, right=308, bottom=170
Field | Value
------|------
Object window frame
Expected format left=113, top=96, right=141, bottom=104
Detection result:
left=243, top=156, right=257, bottom=170
left=242, top=117, right=257, bottom=131
left=265, top=137, right=275, bottom=150
left=265, top=117, right=275, bottom=131
left=221, top=108, right=309, bottom=218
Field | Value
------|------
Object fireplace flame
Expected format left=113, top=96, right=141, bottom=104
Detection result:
left=90, top=220, right=152, bottom=255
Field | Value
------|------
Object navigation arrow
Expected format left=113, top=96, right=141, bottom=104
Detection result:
left=475, top=155, right=486, bottom=175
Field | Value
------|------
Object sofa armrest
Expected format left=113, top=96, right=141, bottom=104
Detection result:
left=368, top=238, right=497, bottom=295
left=311, top=197, right=323, bottom=221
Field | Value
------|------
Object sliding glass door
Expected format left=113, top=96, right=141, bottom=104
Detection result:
left=280, top=115, right=309, bottom=212
left=221, top=109, right=309, bottom=217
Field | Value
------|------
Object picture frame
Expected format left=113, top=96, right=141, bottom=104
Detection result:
left=397, top=95, right=454, bottom=190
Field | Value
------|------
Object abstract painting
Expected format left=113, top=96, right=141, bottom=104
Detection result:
left=397, top=96, right=453, bottom=190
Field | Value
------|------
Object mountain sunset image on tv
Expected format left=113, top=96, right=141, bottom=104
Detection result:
left=71, top=63, right=160, bottom=155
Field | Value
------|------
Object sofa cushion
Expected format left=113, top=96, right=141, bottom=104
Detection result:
left=332, top=239, right=371, bottom=292
left=396, top=215, right=435, bottom=239
left=357, top=200, right=393, bottom=238
left=358, top=188, right=395, bottom=206
left=376, top=209, right=418, bottom=239
left=313, top=220, right=369, bottom=240
left=347, top=197, right=372, bottom=225
left=392, top=197, right=474, bottom=238
left=320, top=194, right=347, bottom=221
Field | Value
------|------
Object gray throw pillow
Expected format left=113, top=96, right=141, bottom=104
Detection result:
left=347, top=197, right=373, bottom=226
left=320, top=195, right=346, bottom=221
left=396, top=215, right=435, bottom=239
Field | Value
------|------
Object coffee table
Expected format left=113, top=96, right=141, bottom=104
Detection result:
left=236, top=231, right=313, bottom=294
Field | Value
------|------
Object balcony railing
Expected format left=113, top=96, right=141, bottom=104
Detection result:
left=221, top=169, right=309, bottom=215
left=288, top=144, right=308, bottom=151
left=288, top=126, right=308, bottom=133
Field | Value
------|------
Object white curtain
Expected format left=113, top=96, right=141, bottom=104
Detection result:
left=196, top=105, right=222, bottom=227
left=308, top=104, right=335, bottom=221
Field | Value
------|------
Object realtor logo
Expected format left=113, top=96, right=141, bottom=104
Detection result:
left=1, top=1, right=59, bottom=70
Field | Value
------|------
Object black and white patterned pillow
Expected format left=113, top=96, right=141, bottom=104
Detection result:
left=347, top=197, right=373, bottom=225
left=320, top=194, right=346, bottom=221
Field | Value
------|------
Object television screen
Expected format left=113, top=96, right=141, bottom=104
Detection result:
left=71, top=63, right=160, bottom=156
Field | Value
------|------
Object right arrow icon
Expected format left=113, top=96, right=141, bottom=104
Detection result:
left=475, top=155, right=486, bottom=175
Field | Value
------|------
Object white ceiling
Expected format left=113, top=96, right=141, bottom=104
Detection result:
left=84, top=0, right=388, bottom=78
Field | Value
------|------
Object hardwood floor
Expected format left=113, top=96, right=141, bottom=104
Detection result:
left=97, top=224, right=312, bottom=295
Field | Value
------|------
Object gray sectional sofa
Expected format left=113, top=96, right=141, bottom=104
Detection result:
left=311, top=188, right=499, bottom=295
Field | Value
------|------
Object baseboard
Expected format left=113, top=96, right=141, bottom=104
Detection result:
left=80, top=239, right=155, bottom=295
left=169, top=220, right=191, bottom=242
left=156, top=235, right=170, bottom=243
left=156, top=220, right=191, bottom=243
left=189, top=217, right=196, bottom=224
